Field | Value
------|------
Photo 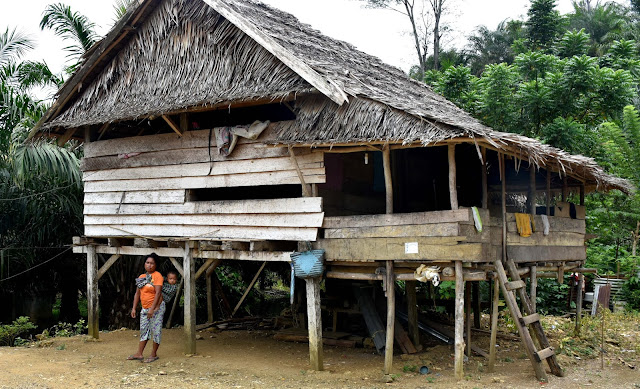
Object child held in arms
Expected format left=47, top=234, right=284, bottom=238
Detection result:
left=162, top=271, right=179, bottom=303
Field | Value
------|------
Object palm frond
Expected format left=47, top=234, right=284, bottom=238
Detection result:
left=40, top=3, right=98, bottom=63
left=17, top=61, right=64, bottom=90
left=112, top=0, right=135, bottom=26
left=0, top=27, right=34, bottom=66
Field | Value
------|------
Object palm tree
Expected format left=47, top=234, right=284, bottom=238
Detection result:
left=40, top=3, right=99, bottom=71
left=466, top=20, right=522, bottom=75
left=567, top=1, right=629, bottom=56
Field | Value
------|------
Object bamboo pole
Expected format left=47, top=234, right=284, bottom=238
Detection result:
left=488, top=275, right=500, bottom=372
left=448, top=144, right=458, bottom=210
left=384, top=260, right=396, bottom=375
left=481, top=147, right=488, bottom=209
left=231, top=261, right=267, bottom=317
left=382, top=145, right=393, bottom=214
left=454, top=261, right=465, bottom=380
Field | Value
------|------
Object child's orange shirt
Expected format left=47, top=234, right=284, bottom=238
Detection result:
left=139, top=271, right=163, bottom=309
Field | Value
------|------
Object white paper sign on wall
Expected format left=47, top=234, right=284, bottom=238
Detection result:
left=405, top=242, right=418, bottom=254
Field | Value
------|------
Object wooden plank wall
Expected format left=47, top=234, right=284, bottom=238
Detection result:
left=81, top=128, right=326, bottom=241
left=316, top=209, right=489, bottom=262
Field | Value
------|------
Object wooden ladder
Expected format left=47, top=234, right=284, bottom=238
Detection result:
left=493, top=258, right=564, bottom=382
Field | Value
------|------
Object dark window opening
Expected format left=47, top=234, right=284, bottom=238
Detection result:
left=318, top=152, right=386, bottom=216
left=187, top=184, right=302, bottom=202
left=91, top=102, right=296, bottom=141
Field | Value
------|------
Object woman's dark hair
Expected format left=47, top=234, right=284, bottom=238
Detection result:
left=146, top=252, right=160, bottom=264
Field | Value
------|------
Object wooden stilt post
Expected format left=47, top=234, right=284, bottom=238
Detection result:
left=546, top=169, right=552, bottom=215
left=448, top=144, right=458, bottom=210
left=579, top=184, right=585, bottom=206
left=481, top=147, right=488, bottom=209
left=384, top=260, right=395, bottom=375
left=183, top=242, right=196, bottom=354
left=465, top=281, right=471, bottom=357
left=529, top=165, right=536, bottom=216
left=306, top=277, right=323, bottom=371
left=488, top=275, right=500, bottom=372
left=206, top=261, right=219, bottom=324
left=472, top=282, right=481, bottom=329
left=86, top=245, right=99, bottom=339
left=500, top=153, right=507, bottom=263
left=206, top=273, right=214, bottom=323
left=530, top=266, right=537, bottom=312
left=382, top=145, right=393, bottom=214
left=406, top=280, right=420, bottom=347
left=454, top=261, right=465, bottom=380
left=575, top=273, right=584, bottom=335
left=562, top=177, right=568, bottom=202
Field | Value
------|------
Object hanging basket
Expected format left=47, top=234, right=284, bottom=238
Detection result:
left=291, top=249, right=325, bottom=279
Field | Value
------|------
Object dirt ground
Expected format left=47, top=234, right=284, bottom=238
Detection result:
left=0, top=325, right=638, bottom=389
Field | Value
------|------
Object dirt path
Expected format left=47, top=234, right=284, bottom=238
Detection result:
left=0, top=328, right=637, bottom=388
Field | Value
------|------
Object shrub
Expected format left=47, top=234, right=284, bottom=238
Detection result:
left=0, top=317, right=37, bottom=346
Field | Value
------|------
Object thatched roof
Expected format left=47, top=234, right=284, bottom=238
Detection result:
left=31, top=0, right=632, bottom=194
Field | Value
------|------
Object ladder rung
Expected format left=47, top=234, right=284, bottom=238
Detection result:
left=535, top=347, right=555, bottom=362
left=519, top=313, right=540, bottom=326
left=505, top=280, right=526, bottom=291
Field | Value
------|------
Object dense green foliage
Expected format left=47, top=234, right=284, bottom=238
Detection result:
left=0, top=316, right=36, bottom=346
left=419, top=0, right=640, bottom=310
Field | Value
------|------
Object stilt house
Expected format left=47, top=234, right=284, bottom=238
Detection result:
left=31, top=0, right=632, bottom=381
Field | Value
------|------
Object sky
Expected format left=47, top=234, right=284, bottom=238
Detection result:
left=0, top=0, right=630, bottom=91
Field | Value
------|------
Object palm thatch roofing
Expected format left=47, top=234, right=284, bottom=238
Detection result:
left=31, top=0, right=632, bottom=194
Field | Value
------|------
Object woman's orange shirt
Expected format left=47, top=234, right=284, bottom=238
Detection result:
left=139, top=271, right=163, bottom=309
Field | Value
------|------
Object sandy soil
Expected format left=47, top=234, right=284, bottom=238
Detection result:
left=0, top=327, right=638, bottom=389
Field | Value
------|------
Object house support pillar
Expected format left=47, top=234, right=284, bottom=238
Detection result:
left=306, top=277, right=323, bottom=371
left=575, top=272, right=584, bottom=335
left=465, top=281, right=471, bottom=357
left=488, top=274, right=500, bottom=372
left=448, top=144, right=458, bottom=210
left=454, top=260, right=464, bottom=379
left=406, top=280, right=419, bottom=347
left=384, top=260, right=395, bottom=375
left=87, top=245, right=99, bottom=339
left=183, top=242, right=196, bottom=354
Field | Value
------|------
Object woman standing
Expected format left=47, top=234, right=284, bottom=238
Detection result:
left=128, top=253, right=165, bottom=363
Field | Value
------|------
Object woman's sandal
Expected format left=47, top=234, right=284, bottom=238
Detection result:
left=143, top=356, right=159, bottom=363
left=127, top=355, right=144, bottom=360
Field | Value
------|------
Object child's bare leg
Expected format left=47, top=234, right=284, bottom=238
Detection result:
left=150, top=342, right=159, bottom=358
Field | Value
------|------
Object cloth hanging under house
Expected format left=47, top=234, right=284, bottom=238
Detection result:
left=515, top=213, right=532, bottom=237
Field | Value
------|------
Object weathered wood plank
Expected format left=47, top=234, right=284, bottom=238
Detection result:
left=84, top=224, right=318, bottom=241
left=505, top=246, right=586, bottom=263
left=324, top=223, right=459, bottom=239
left=72, top=245, right=292, bottom=261
left=306, top=277, right=324, bottom=370
left=84, top=212, right=324, bottom=228
left=81, top=143, right=298, bottom=171
left=83, top=153, right=323, bottom=182
left=322, top=209, right=471, bottom=229
left=87, top=245, right=99, bottom=339
left=83, top=169, right=326, bottom=192
left=84, top=197, right=323, bottom=215
left=498, top=214, right=586, bottom=234
left=490, top=229, right=585, bottom=247
left=317, top=238, right=485, bottom=261
left=84, top=190, right=186, bottom=205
